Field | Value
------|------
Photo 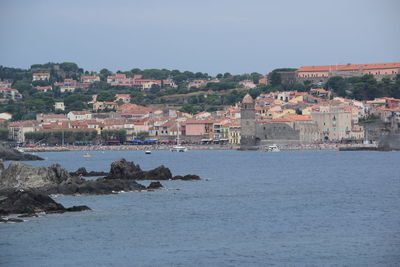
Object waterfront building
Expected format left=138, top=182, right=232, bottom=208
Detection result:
left=310, top=105, right=364, bottom=141
left=8, top=120, right=40, bottom=142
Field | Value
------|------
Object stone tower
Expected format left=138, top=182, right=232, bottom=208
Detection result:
left=240, top=94, right=258, bottom=149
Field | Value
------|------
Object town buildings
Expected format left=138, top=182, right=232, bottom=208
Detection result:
left=32, top=73, right=50, bottom=81
left=296, top=62, right=400, bottom=83
left=0, top=88, right=22, bottom=100
left=82, top=75, right=100, bottom=83
left=3, top=61, right=400, bottom=146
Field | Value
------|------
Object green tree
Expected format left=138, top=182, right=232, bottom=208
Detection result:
left=0, top=128, right=9, bottom=140
left=97, top=91, right=115, bottom=102
left=325, top=76, right=347, bottom=96
left=269, top=71, right=281, bottom=87
left=136, top=131, right=149, bottom=140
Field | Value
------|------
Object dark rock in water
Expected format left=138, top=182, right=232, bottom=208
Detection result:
left=172, top=174, right=201, bottom=181
left=0, top=190, right=71, bottom=216
left=65, top=205, right=91, bottom=212
left=106, top=158, right=144, bottom=179
left=70, top=167, right=88, bottom=176
left=18, top=213, right=38, bottom=218
left=0, top=217, right=24, bottom=223
left=87, top=170, right=108, bottom=177
left=0, top=145, right=43, bottom=161
left=72, top=178, right=146, bottom=195
left=0, top=190, right=92, bottom=217
left=106, top=158, right=198, bottom=181
left=143, top=165, right=172, bottom=180
left=0, top=159, right=187, bottom=197
left=147, top=181, right=163, bottom=190
left=70, top=167, right=108, bottom=177
left=38, top=178, right=147, bottom=195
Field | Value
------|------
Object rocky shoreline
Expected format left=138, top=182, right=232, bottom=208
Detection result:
left=0, top=144, right=44, bottom=161
left=0, top=158, right=200, bottom=222
left=18, top=143, right=388, bottom=152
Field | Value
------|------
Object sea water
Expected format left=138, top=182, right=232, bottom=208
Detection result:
left=1, top=150, right=399, bottom=266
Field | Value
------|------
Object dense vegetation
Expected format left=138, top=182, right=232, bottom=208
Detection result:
left=325, top=74, right=400, bottom=100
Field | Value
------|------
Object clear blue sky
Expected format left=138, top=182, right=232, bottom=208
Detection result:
left=1, top=0, right=399, bottom=75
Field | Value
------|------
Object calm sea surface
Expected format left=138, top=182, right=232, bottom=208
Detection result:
left=1, top=150, right=400, bottom=266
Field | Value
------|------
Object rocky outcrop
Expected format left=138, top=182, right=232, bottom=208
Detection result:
left=0, top=145, right=43, bottom=161
left=0, top=161, right=152, bottom=196
left=0, top=158, right=200, bottom=197
left=106, top=158, right=144, bottom=179
left=147, top=181, right=163, bottom=190
left=0, top=190, right=91, bottom=216
left=172, top=174, right=201, bottom=181
left=39, top=178, right=146, bottom=195
left=70, top=167, right=108, bottom=177
left=0, top=162, right=72, bottom=189
left=143, top=165, right=172, bottom=180
left=106, top=158, right=201, bottom=181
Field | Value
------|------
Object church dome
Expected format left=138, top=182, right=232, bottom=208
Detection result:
left=242, top=93, right=254, bottom=104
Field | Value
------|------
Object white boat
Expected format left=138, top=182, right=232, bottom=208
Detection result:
left=83, top=153, right=91, bottom=158
left=171, top=145, right=187, bottom=152
left=145, top=150, right=152, bottom=154
left=16, top=147, right=24, bottom=153
left=266, top=145, right=280, bottom=152
left=171, top=121, right=187, bottom=152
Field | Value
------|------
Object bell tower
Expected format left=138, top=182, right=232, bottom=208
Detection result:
left=240, top=94, right=258, bottom=149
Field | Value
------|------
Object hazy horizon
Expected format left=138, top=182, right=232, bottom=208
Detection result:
left=1, top=0, right=399, bottom=75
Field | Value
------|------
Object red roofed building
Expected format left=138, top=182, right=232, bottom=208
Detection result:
left=82, top=75, right=100, bottom=83
left=32, top=73, right=50, bottom=81
left=67, top=110, right=93, bottom=121
left=8, top=120, right=41, bottom=142
left=0, top=88, right=22, bottom=100
left=116, top=103, right=154, bottom=113
left=36, top=113, right=68, bottom=122
left=107, top=74, right=126, bottom=84
left=296, top=62, right=400, bottom=82
left=115, top=94, right=131, bottom=104
left=34, top=86, right=52, bottom=92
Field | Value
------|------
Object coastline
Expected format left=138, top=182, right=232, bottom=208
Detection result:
left=20, top=143, right=379, bottom=152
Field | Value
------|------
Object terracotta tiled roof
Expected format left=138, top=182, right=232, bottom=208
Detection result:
left=285, top=115, right=312, bottom=121
left=116, top=103, right=153, bottom=113
left=242, top=93, right=254, bottom=104
left=185, top=120, right=215, bottom=124
left=70, top=110, right=91, bottom=115
left=297, top=63, right=400, bottom=72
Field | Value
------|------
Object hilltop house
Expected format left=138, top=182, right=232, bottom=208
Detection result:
left=82, top=75, right=100, bottom=83
left=32, top=73, right=50, bottom=81
left=115, top=94, right=131, bottom=104
left=0, top=88, right=22, bottom=100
